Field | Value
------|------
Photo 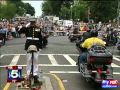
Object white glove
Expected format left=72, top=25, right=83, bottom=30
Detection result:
left=26, top=22, right=31, bottom=27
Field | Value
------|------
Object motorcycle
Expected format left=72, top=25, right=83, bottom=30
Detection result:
left=102, top=32, right=118, bottom=46
left=42, top=33, right=49, bottom=48
left=78, top=45, right=113, bottom=84
left=116, top=38, right=120, bottom=51
left=68, top=33, right=81, bottom=42
left=0, top=33, right=4, bottom=46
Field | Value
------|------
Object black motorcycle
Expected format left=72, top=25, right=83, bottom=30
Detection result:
left=78, top=45, right=113, bottom=84
left=116, top=38, right=120, bottom=51
left=42, top=33, right=49, bottom=48
left=0, top=33, right=4, bottom=46
left=68, top=33, right=81, bottom=42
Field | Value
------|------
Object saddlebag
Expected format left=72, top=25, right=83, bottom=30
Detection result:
left=87, top=45, right=113, bottom=65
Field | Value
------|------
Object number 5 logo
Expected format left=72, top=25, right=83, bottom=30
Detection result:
left=10, top=70, right=19, bottom=78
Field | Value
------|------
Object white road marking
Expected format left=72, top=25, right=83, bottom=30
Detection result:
left=63, top=55, right=76, bottom=65
left=48, top=55, right=58, bottom=65
left=50, top=71, right=79, bottom=74
left=0, top=55, right=4, bottom=58
left=0, top=54, right=120, bottom=68
left=0, top=64, right=76, bottom=67
left=1, top=54, right=79, bottom=56
left=10, top=55, right=20, bottom=65
left=111, top=63, right=120, bottom=67
left=113, top=56, right=120, bottom=62
left=114, top=55, right=120, bottom=57
left=0, top=63, right=119, bottom=68
left=50, top=71, right=120, bottom=75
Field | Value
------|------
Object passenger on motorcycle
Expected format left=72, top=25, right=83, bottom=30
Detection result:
left=81, top=28, right=91, bottom=42
left=73, top=27, right=79, bottom=34
left=76, top=28, right=91, bottom=54
left=79, top=30, right=106, bottom=64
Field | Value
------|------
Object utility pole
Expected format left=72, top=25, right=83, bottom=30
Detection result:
left=88, top=7, right=90, bottom=23
left=71, top=5, right=73, bottom=20
left=117, top=0, right=120, bottom=28
left=70, top=1, right=73, bottom=20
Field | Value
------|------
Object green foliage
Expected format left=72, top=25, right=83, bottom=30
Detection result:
left=7, top=0, right=35, bottom=16
left=72, top=0, right=88, bottom=21
left=42, top=0, right=73, bottom=18
left=0, top=3, right=17, bottom=20
left=42, top=0, right=118, bottom=23
left=24, top=3, right=35, bottom=16
left=60, top=5, right=70, bottom=19
left=0, top=0, right=35, bottom=19
left=87, top=0, right=118, bottom=23
left=42, top=1, right=52, bottom=15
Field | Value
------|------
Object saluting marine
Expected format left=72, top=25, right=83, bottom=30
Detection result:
left=18, top=18, right=43, bottom=83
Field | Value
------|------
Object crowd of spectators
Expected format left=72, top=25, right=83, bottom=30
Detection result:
left=0, top=21, right=24, bottom=46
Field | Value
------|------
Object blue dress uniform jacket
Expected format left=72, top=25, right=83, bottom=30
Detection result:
left=19, top=26, right=43, bottom=51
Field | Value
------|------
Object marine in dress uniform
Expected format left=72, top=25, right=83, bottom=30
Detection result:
left=18, top=19, right=43, bottom=78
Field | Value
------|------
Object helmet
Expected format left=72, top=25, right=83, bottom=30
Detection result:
left=27, top=45, right=37, bottom=52
left=90, top=30, right=98, bottom=37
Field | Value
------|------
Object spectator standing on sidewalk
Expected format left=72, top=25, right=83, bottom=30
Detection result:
left=11, top=24, right=16, bottom=38
left=7, top=24, right=13, bottom=40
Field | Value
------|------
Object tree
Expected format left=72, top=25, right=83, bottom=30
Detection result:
left=7, top=0, right=25, bottom=16
left=7, top=0, right=35, bottom=16
left=1, top=3, right=17, bottom=20
left=42, top=0, right=74, bottom=17
left=24, top=3, right=35, bottom=16
left=87, top=0, right=118, bottom=23
left=42, top=1, right=52, bottom=15
left=60, top=5, right=70, bottom=19
left=72, top=0, right=88, bottom=21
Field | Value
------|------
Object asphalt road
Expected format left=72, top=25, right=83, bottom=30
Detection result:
left=0, top=36, right=120, bottom=90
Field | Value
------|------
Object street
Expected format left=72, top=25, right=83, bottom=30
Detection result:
left=0, top=36, right=120, bottom=90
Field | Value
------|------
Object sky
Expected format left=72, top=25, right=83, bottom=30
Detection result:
left=22, top=0, right=44, bottom=17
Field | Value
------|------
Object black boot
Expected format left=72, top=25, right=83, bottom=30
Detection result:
left=34, top=75, right=43, bottom=86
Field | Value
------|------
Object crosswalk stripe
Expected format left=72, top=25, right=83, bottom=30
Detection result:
left=48, top=55, right=58, bottom=65
left=113, top=56, right=120, bottom=62
left=1, top=54, right=120, bottom=68
left=111, top=63, right=120, bottom=67
left=0, top=55, right=4, bottom=59
left=1, top=54, right=79, bottom=56
left=63, top=55, right=76, bottom=65
left=50, top=71, right=120, bottom=75
left=0, top=63, right=120, bottom=67
left=10, top=55, right=20, bottom=65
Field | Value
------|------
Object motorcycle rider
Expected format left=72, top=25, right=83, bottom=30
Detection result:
left=18, top=18, right=43, bottom=84
left=78, top=30, right=106, bottom=72
left=42, top=22, right=49, bottom=48
left=81, top=27, right=91, bottom=42
left=76, top=28, right=91, bottom=55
